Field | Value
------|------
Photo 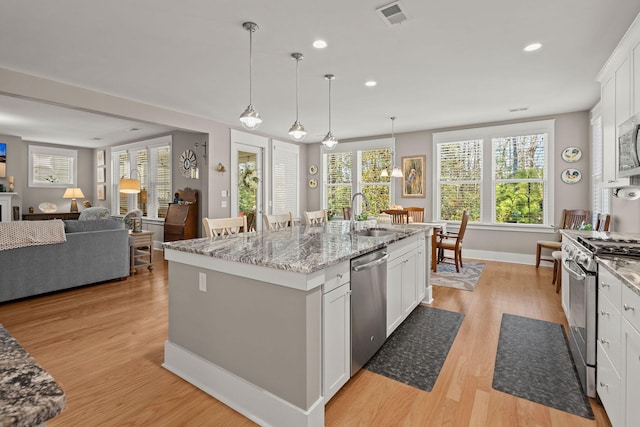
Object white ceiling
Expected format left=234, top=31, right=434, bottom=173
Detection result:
left=1, top=1, right=639, bottom=147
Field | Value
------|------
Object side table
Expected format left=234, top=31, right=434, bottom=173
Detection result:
left=129, top=230, right=154, bottom=275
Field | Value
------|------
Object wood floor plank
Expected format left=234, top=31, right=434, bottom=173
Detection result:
left=0, top=255, right=611, bottom=426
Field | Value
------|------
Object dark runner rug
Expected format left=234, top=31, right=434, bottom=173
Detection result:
left=492, top=314, right=594, bottom=419
left=364, top=305, right=464, bottom=392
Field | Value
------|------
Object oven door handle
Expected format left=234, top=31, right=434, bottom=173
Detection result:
left=562, top=258, right=586, bottom=281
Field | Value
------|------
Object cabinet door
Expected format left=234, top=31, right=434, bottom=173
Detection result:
left=615, top=56, right=631, bottom=127
left=322, top=283, right=350, bottom=402
left=401, top=250, right=418, bottom=316
left=416, top=237, right=426, bottom=302
left=387, top=257, right=403, bottom=337
left=623, top=320, right=640, bottom=427
left=634, top=39, right=640, bottom=116
left=602, top=75, right=630, bottom=187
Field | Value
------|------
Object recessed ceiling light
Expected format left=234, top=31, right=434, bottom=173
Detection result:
left=313, top=40, right=327, bottom=49
left=524, top=43, right=542, bottom=52
left=365, top=81, right=377, bottom=87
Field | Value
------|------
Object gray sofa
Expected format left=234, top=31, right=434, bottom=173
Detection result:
left=0, top=219, right=130, bottom=303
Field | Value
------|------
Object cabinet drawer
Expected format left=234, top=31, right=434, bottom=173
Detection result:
left=165, top=224, right=185, bottom=235
left=597, top=344, right=621, bottom=427
left=323, top=261, right=350, bottom=294
left=622, top=284, right=640, bottom=333
left=599, top=267, right=622, bottom=309
left=599, top=294, right=622, bottom=372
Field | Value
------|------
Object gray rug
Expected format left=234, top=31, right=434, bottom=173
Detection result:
left=364, top=306, right=464, bottom=392
left=431, top=261, right=484, bottom=291
left=492, top=314, right=594, bottom=419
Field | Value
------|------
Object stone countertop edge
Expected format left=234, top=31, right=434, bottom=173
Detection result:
left=163, top=222, right=434, bottom=275
left=0, top=325, right=65, bottom=427
left=562, top=230, right=640, bottom=297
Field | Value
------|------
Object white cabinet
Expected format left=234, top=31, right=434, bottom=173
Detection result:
left=416, top=232, right=427, bottom=303
left=601, top=75, right=625, bottom=188
left=616, top=57, right=631, bottom=127
left=633, top=36, right=640, bottom=116
left=623, top=318, right=640, bottom=427
left=322, top=262, right=350, bottom=402
left=386, top=235, right=420, bottom=337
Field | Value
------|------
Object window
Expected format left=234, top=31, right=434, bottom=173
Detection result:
left=111, top=136, right=172, bottom=219
left=434, top=120, right=554, bottom=227
left=323, top=139, right=393, bottom=216
left=590, top=105, right=609, bottom=220
left=29, top=145, right=77, bottom=188
left=272, top=140, right=299, bottom=217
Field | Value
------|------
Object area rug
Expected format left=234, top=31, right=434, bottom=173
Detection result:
left=431, top=261, right=484, bottom=291
left=492, top=314, right=594, bottom=419
left=364, top=305, right=464, bottom=392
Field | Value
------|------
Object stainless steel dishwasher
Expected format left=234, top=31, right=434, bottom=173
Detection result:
left=350, top=249, right=388, bottom=376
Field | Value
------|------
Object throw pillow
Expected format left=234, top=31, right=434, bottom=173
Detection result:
left=78, top=207, right=110, bottom=221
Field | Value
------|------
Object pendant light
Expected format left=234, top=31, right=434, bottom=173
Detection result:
left=322, top=74, right=338, bottom=150
left=239, top=22, right=262, bottom=130
left=288, top=53, right=307, bottom=141
left=380, top=117, right=404, bottom=178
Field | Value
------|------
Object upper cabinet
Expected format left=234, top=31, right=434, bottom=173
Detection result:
left=597, top=14, right=640, bottom=188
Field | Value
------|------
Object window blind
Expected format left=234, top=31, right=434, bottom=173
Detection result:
left=272, top=140, right=299, bottom=217
left=437, top=140, right=482, bottom=221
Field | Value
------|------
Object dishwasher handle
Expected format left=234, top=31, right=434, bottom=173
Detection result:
left=352, top=252, right=389, bottom=272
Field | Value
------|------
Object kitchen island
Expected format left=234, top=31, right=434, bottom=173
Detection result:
left=162, top=221, right=433, bottom=427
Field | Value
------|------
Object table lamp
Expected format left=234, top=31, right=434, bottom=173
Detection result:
left=63, top=187, right=85, bottom=213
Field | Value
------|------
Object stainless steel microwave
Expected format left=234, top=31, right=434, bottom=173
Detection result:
left=618, top=124, right=640, bottom=177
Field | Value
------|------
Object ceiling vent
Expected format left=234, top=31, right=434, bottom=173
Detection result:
left=376, top=1, right=407, bottom=27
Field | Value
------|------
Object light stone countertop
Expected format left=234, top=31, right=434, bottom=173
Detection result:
left=163, top=221, right=433, bottom=275
left=562, top=230, right=640, bottom=297
left=0, top=325, right=65, bottom=427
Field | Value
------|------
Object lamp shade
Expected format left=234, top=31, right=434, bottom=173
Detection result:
left=119, top=178, right=141, bottom=194
left=63, top=187, right=85, bottom=199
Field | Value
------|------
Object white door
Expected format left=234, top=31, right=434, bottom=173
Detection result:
left=231, top=131, right=268, bottom=231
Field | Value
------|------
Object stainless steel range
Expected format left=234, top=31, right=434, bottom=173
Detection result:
left=563, top=234, right=640, bottom=397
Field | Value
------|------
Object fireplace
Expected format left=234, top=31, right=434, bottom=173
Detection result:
left=0, top=193, right=16, bottom=222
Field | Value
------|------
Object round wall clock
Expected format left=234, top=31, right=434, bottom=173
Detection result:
left=179, top=149, right=197, bottom=178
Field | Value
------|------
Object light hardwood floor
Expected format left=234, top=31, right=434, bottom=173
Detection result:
left=0, top=255, right=611, bottom=426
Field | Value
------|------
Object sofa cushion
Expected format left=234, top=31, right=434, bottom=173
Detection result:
left=79, top=207, right=110, bottom=221
left=64, top=219, right=124, bottom=233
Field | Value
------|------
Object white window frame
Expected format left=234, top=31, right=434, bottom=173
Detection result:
left=433, top=119, right=555, bottom=231
left=111, top=135, right=172, bottom=219
left=28, top=145, right=78, bottom=188
left=271, top=139, right=300, bottom=218
left=322, top=138, right=395, bottom=216
left=590, top=103, right=609, bottom=221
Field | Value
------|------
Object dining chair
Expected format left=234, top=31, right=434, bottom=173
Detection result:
left=202, top=216, right=248, bottom=237
left=436, top=210, right=470, bottom=273
left=342, top=207, right=352, bottom=220
left=263, top=212, right=294, bottom=231
left=535, top=209, right=590, bottom=268
left=405, top=207, right=425, bottom=223
left=304, top=210, right=328, bottom=225
left=380, top=209, right=409, bottom=224
left=595, top=213, right=611, bottom=232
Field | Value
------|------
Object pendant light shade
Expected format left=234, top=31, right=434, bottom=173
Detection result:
left=322, top=74, right=338, bottom=150
left=288, top=53, right=307, bottom=141
left=239, top=22, right=262, bottom=130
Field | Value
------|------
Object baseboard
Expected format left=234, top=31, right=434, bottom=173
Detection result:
left=162, top=340, right=324, bottom=427
left=463, top=249, right=553, bottom=267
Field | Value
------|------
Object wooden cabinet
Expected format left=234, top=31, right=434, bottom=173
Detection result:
left=164, top=188, right=198, bottom=242
left=322, top=261, right=350, bottom=403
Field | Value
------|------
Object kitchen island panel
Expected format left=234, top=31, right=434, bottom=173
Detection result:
left=166, top=261, right=322, bottom=411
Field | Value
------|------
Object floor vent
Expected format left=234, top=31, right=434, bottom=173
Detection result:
left=376, top=1, right=407, bottom=27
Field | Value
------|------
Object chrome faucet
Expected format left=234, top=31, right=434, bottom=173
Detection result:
left=350, top=192, right=370, bottom=231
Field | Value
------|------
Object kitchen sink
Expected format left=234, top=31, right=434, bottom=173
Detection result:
left=351, top=228, right=397, bottom=237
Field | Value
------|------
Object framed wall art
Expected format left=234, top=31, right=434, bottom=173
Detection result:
left=97, top=167, right=105, bottom=183
left=97, top=184, right=106, bottom=200
left=401, top=155, right=426, bottom=198
left=97, top=149, right=105, bottom=166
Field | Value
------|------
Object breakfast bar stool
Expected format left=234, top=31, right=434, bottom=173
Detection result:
left=304, top=210, right=328, bottom=225
left=203, top=216, right=248, bottom=237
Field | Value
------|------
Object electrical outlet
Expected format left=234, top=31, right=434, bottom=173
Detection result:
left=221, top=200, right=227, bottom=208
left=199, top=272, right=206, bottom=292
left=221, top=190, right=227, bottom=198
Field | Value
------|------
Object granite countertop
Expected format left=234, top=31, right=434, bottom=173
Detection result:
left=0, top=325, right=65, bottom=427
left=562, top=230, right=640, bottom=296
left=163, top=221, right=432, bottom=275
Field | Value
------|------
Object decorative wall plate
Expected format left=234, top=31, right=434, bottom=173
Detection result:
left=561, top=168, right=582, bottom=184
left=309, top=164, right=318, bottom=175
left=38, top=202, right=57, bottom=213
left=308, top=178, right=318, bottom=189
left=179, top=149, right=197, bottom=178
left=561, top=147, right=582, bottom=162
